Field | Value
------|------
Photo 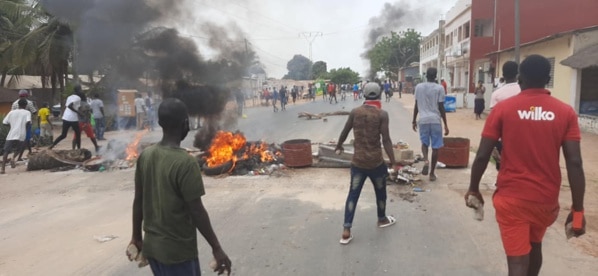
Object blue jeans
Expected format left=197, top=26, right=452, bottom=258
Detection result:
left=343, top=163, right=388, bottom=228
left=94, top=117, right=105, bottom=140
left=148, top=257, right=201, bottom=276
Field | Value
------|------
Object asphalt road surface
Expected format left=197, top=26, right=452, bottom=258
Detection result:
left=1, top=95, right=596, bottom=275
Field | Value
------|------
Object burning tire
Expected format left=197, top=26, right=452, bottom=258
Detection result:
left=202, top=160, right=234, bottom=176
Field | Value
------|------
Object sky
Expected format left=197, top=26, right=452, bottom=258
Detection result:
left=183, top=0, right=458, bottom=79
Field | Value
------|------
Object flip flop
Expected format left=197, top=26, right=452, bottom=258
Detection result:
left=339, top=235, right=353, bottom=245
left=378, top=215, right=397, bottom=228
left=421, top=162, right=429, bottom=176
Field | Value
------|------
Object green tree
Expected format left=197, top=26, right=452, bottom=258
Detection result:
left=283, top=54, right=312, bottom=80
left=367, top=28, right=421, bottom=79
left=328, top=67, right=360, bottom=84
left=311, top=60, right=327, bottom=79
left=0, top=0, right=32, bottom=86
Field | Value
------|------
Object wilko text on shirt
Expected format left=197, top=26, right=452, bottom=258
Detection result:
left=517, top=106, right=555, bottom=121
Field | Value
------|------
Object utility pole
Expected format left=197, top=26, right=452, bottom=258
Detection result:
left=299, top=32, right=323, bottom=61
left=514, top=0, right=520, bottom=63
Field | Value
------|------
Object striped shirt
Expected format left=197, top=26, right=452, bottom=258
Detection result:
left=11, top=99, right=38, bottom=115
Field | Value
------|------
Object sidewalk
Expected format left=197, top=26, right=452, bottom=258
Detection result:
left=396, top=93, right=598, bottom=257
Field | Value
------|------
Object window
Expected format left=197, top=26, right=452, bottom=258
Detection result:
left=474, top=19, right=493, bottom=37
left=458, top=26, right=463, bottom=41
left=464, top=22, right=470, bottom=39
left=547, top=57, right=555, bottom=88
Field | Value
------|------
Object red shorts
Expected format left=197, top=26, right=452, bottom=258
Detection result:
left=73, top=122, right=95, bottom=139
left=493, top=194, right=559, bottom=256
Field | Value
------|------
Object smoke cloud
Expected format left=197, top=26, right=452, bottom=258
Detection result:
left=363, top=0, right=439, bottom=56
left=40, top=0, right=259, bottom=147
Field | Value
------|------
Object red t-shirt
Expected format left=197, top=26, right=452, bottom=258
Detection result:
left=482, top=89, right=581, bottom=204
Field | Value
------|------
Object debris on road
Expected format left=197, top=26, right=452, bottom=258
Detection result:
left=93, top=235, right=118, bottom=243
left=27, top=149, right=92, bottom=171
left=297, top=111, right=350, bottom=120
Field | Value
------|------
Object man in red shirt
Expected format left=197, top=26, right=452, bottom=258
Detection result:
left=464, top=55, right=586, bottom=276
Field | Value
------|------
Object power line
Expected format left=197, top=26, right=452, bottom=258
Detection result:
left=299, top=32, right=323, bottom=61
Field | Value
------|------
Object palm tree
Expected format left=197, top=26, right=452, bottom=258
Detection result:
left=9, top=1, right=73, bottom=103
left=0, top=0, right=31, bottom=87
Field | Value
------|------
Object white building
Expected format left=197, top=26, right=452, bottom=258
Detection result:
left=443, top=0, right=471, bottom=94
left=420, top=20, right=446, bottom=84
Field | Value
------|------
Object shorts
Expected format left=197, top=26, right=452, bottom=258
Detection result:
left=418, top=123, right=443, bottom=149
left=493, top=194, right=559, bottom=256
left=3, top=140, right=24, bottom=154
left=73, top=122, right=95, bottom=139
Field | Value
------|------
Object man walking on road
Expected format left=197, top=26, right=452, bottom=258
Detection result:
left=129, top=98, right=231, bottom=275
left=49, top=86, right=83, bottom=150
left=11, top=90, right=37, bottom=160
left=489, top=61, right=520, bottom=171
left=335, top=82, right=397, bottom=245
left=412, top=67, right=449, bottom=181
left=90, top=94, right=106, bottom=140
left=465, top=55, right=586, bottom=276
left=2, top=99, right=31, bottom=174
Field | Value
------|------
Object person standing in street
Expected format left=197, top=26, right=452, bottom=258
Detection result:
left=2, top=99, right=31, bottom=174
left=129, top=98, right=231, bottom=276
left=335, top=82, right=397, bottom=245
left=135, top=93, right=146, bottom=130
left=37, top=102, right=53, bottom=144
left=474, top=81, right=486, bottom=120
left=440, top=78, right=448, bottom=95
left=49, top=86, right=82, bottom=150
left=412, top=67, right=449, bottom=182
left=90, top=94, right=106, bottom=140
left=11, top=89, right=37, bottom=160
left=489, top=61, right=520, bottom=172
left=490, top=61, right=521, bottom=109
left=72, top=94, right=100, bottom=153
left=465, top=54, right=586, bottom=276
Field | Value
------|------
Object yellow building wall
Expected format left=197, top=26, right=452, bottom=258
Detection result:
left=496, top=35, right=574, bottom=105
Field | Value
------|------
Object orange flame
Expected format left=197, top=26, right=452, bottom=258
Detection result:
left=126, top=131, right=147, bottom=161
left=206, top=131, right=247, bottom=167
left=206, top=131, right=279, bottom=167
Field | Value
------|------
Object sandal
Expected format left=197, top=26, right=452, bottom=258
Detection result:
left=378, top=215, right=397, bottom=228
left=339, top=234, right=353, bottom=245
left=421, top=162, right=429, bottom=176
left=429, top=173, right=437, bottom=182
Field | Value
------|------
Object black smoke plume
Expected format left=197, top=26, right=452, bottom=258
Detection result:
left=40, top=0, right=260, bottom=149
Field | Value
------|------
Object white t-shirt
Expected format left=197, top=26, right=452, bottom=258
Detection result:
left=414, top=82, right=446, bottom=125
left=490, top=83, right=521, bottom=108
left=3, top=109, right=31, bottom=141
left=62, top=94, right=81, bottom=122
left=135, top=98, right=146, bottom=114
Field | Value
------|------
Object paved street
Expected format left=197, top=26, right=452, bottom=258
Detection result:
left=0, top=95, right=596, bottom=275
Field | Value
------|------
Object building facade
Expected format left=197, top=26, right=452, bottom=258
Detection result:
left=420, top=20, right=445, bottom=84
left=443, top=0, right=472, bottom=95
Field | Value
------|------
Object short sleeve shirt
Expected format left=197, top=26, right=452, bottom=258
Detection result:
left=62, top=94, right=81, bottom=122
left=38, top=107, right=50, bottom=124
left=482, top=89, right=581, bottom=204
left=490, top=83, right=521, bottom=108
left=350, top=105, right=385, bottom=169
left=90, top=99, right=104, bottom=118
left=12, top=99, right=37, bottom=114
left=136, top=145, right=205, bottom=264
left=3, top=109, right=31, bottom=141
left=414, top=82, right=445, bottom=125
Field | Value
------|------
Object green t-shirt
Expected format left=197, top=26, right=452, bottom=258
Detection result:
left=135, top=144, right=205, bottom=264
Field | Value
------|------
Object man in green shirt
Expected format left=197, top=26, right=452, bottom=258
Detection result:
left=129, top=98, right=231, bottom=275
